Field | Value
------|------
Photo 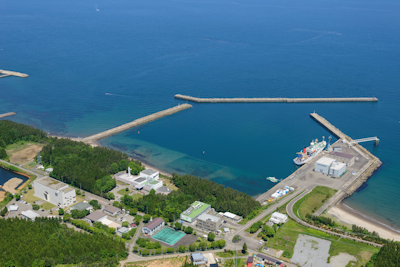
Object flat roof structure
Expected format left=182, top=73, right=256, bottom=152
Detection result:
left=316, top=157, right=336, bottom=166
left=34, top=176, right=66, bottom=190
left=70, top=202, right=92, bottom=211
left=271, top=212, right=288, bottom=220
left=118, top=227, right=129, bottom=233
left=134, top=177, right=146, bottom=183
left=141, top=169, right=158, bottom=176
left=331, top=162, right=346, bottom=171
left=185, top=202, right=211, bottom=219
left=256, top=253, right=278, bottom=263
left=85, top=211, right=107, bottom=222
left=223, top=211, right=242, bottom=221
left=198, top=213, right=221, bottom=222
left=8, top=205, right=18, bottom=211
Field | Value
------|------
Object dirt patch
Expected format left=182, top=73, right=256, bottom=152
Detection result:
left=330, top=252, right=357, bottom=267
left=0, top=190, right=6, bottom=201
left=9, top=144, right=43, bottom=164
left=2, top=178, right=24, bottom=194
left=126, top=257, right=187, bottom=267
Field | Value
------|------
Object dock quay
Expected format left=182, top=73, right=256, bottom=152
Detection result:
left=255, top=113, right=381, bottom=219
left=0, top=69, right=29, bottom=78
left=81, top=104, right=192, bottom=145
left=0, top=112, right=16, bottom=119
left=175, top=94, right=378, bottom=103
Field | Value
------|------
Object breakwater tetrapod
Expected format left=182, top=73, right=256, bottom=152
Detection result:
left=0, top=112, right=16, bottom=119
left=175, top=94, right=378, bottom=103
left=81, top=104, right=192, bottom=146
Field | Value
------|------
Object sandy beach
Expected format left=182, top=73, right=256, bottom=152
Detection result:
left=328, top=205, right=400, bottom=241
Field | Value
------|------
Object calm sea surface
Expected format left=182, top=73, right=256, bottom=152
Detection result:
left=1, top=0, right=399, bottom=229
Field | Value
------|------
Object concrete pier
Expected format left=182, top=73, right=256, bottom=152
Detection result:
left=0, top=69, right=29, bottom=78
left=81, top=104, right=192, bottom=145
left=0, top=112, right=16, bottom=119
left=175, top=94, right=378, bottom=103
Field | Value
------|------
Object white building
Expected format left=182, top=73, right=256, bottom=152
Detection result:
left=315, top=157, right=346, bottom=178
left=70, top=202, right=93, bottom=213
left=142, top=217, right=165, bottom=236
left=21, top=210, right=40, bottom=221
left=85, top=210, right=107, bottom=223
left=269, top=212, right=288, bottom=224
left=117, top=227, right=130, bottom=237
left=33, top=176, right=76, bottom=208
left=114, top=168, right=162, bottom=190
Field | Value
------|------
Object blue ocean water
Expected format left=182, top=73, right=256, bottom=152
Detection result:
left=1, top=0, right=399, bottom=229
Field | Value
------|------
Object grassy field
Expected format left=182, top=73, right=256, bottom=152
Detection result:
left=223, top=258, right=246, bottom=267
left=267, top=219, right=379, bottom=266
left=40, top=202, right=56, bottom=210
left=6, top=141, right=44, bottom=164
left=216, top=250, right=248, bottom=258
left=298, top=186, right=337, bottom=219
left=23, top=188, right=41, bottom=204
left=117, top=189, right=143, bottom=200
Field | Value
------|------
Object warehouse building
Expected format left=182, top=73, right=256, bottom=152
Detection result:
left=104, top=205, right=121, bottom=216
left=315, top=157, right=346, bottom=178
left=85, top=211, right=107, bottom=223
left=269, top=212, right=288, bottom=224
left=70, top=202, right=93, bottom=213
left=21, top=210, right=40, bottom=221
left=33, top=176, right=76, bottom=208
left=329, top=151, right=356, bottom=167
left=180, top=201, right=211, bottom=223
left=223, top=211, right=242, bottom=222
left=196, top=213, right=221, bottom=232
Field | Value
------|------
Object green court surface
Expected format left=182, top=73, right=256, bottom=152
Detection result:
left=152, top=227, right=186, bottom=245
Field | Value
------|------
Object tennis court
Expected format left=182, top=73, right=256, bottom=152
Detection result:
left=152, top=227, right=186, bottom=245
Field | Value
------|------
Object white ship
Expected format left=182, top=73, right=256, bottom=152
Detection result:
left=293, top=137, right=327, bottom=165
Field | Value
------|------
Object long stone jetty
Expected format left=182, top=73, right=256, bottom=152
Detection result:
left=0, top=69, right=29, bottom=78
left=175, top=94, right=378, bottom=103
left=81, top=104, right=192, bottom=145
left=0, top=112, right=16, bottom=119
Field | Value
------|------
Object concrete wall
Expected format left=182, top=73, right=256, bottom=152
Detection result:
left=33, top=181, right=76, bottom=208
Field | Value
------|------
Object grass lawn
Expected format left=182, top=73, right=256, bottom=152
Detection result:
left=160, top=177, right=178, bottom=191
left=223, top=258, right=246, bottom=267
left=267, top=219, right=379, bottom=266
left=217, top=250, right=248, bottom=258
left=117, top=188, right=131, bottom=195
left=23, top=189, right=41, bottom=204
left=117, top=189, right=143, bottom=200
left=40, top=202, right=56, bottom=210
left=298, top=186, right=337, bottom=219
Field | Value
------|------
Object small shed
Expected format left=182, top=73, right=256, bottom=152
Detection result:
left=45, top=168, right=53, bottom=173
left=21, top=210, right=40, bottom=221
left=269, top=212, right=288, bottom=224
left=8, top=205, right=19, bottom=212
left=117, top=227, right=129, bottom=237
left=104, top=205, right=121, bottom=216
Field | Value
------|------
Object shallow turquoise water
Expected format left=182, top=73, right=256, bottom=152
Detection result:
left=1, top=0, right=400, bottom=230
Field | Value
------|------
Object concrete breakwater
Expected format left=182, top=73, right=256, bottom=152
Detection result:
left=0, top=112, right=16, bottom=119
left=175, top=94, right=378, bottom=103
left=81, top=104, right=192, bottom=145
left=0, top=69, right=29, bottom=78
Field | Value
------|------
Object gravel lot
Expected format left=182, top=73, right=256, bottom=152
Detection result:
left=291, top=234, right=331, bottom=267
left=330, top=253, right=357, bottom=267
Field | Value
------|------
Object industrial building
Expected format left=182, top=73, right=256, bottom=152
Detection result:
left=180, top=201, right=211, bottom=223
left=142, top=217, right=165, bottom=236
left=114, top=168, right=163, bottom=190
left=85, top=211, right=107, bottom=223
left=223, top=211, right=242, bottom=222
left=21, top=210, right=40, bottom=221
left=315, top=157, right=346, bottom=178
left=33, top=176, right=76, bottom=208
left=269, top=212, right=288, bottom=224
left=329, top=151, right=356, bottom=166
left=104, top=205, right=121, bottom=216
left=196, top=213, right=221, bottom=232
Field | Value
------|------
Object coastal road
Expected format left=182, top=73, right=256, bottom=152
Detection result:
left=0, top=159, right=45, bottom=178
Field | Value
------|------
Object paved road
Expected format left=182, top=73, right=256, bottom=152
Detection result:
left=0, top=159, right=45, bottom=178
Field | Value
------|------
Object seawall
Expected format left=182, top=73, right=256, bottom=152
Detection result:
left=175, top=94, right=378, bottom=103
left=0, top=69, right=29, bottom=78
left=0, top=112, right=16, bottom=119
left=81, top=104, right=192, bottom=144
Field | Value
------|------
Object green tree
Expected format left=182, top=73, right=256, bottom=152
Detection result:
left=218, top=239, right=226, bottom=248
left=208, top=232, right=215, bottom=242
left=63, top=213, right=71, bottom=221
left=189, top=244, right=196, bottom=252
left=58, top=208, right=64, bottom=215
left=122, top=221, right=129, bottom=227
left=143, top=214, right=151, bottom=223
left=120, top=159, right=128, bottom=171
left=242, top=242, right=247, bottom=253
left=185, top=226, right=193, bottom=234
left=178, top=245, right=186, bottom=253
left=1, top=207, right=8, bottom=217
left=14, top=194, right=21, bottom=201
left=129, top=208, right=138, bottom=215
left=111, top=163, right=119, bottom=174
left=89, top=200, right=101, bottom=210
left=200, top=242, right=207, bottom=251
left=107, top=192, right=115, bottom=200
left=0, top=148, right=8, bottom=159
left=32, top=204, right=40, bottom=210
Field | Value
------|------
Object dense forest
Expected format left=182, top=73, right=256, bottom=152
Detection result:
left=0, top=120, right=48, bottom=159
left=40, top=138, right=143, bottom=195
left=0, top=218, right=127, bottom=267
left=370, top=242, right=400, bottom=267
left=120, top=174, right=260, bottom=221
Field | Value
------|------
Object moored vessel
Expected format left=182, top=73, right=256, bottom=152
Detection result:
left=293, top=137, right=326, bottom=165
